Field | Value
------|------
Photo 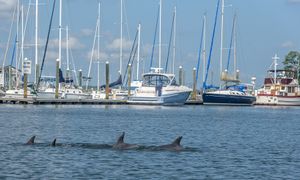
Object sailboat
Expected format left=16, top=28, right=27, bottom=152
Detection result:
left=4, top=1, right=36, bottom=99
left=128, top=0, right=191, bottom=105
left=202, top=0, right=256, bottom=105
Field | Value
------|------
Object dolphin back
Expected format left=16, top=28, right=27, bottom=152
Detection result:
left=171, top=136, right=182, bottom=146
left=26, top=136, right=36, bottom=145
left=117, top=132, right=125, bottom=144
left=51, top=139, right=57, bottom=146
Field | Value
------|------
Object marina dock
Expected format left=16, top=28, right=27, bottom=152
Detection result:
left=0, top=97, right=203, bottom=105
left=0, top=97, right=128, bottom=105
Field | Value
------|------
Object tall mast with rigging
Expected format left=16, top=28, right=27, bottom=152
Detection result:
left=220, top=0, right=225, bottom=88
left=158, top=0, right=162, bottom=70
left=137, top=23, right=141, bottom=80
left=35, top=0, right=39, bottom=85
left=120, top=0, right=123, bottom=75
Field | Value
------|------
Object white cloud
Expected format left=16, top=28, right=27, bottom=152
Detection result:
left=49, top=37, right=85, bottom=50
left=107, top=38, right=133, bottom=51
left=0, top=0, right=17, bottom=18
left=281, top=41, right=295, bottom=48
left=87, top=50, right=110, bottom=61
left=80, top=28, right=94, bottom=37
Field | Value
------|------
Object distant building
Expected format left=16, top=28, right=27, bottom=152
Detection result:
left=0, top=66, right=22, bottom=90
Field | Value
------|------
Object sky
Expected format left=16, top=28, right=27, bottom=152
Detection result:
left=0, top=0, right=300, bottom=88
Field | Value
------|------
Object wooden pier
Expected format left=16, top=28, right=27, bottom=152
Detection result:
left=0, top=97, right=204, bottom=105
left=0, top=97, right=128, bottom=105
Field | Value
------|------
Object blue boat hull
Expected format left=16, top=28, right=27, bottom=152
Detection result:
left=203, top=93, right=256, bottom=106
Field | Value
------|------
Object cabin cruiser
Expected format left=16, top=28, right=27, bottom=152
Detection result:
left=256, top=54, right=300, bottom=105
left=128, top=68, right=192, bottom=105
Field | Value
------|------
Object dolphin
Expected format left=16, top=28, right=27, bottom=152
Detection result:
left=51, top=139, right=57, bottom=146
left=26, top=136, right=36, bottom=145
left=156, top=136, right=183, bottom=151
left=112, top=132, right=139, bottom=150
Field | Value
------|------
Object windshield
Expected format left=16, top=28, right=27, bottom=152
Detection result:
left=142, top=74, right=171, bottom=87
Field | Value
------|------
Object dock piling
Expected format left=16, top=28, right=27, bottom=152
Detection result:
left=192, top=67, right=197, bottom=100
left=179, top=66, right=183, bottom=86
left=105, top=61, right=109, bottom=100
left=55, top=59, right=59, bottom=99
left=127, top=64, right=131, bottom=97
left=78, top=69, right=82, bottom=87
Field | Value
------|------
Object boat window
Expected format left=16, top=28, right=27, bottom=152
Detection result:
left=142, top=74, right=170, bottom=87
left=288, top=87, right=295, bottom=93
left=281, top=86, right=285, bottom=90
left=170, top=77, right=177, bottom=85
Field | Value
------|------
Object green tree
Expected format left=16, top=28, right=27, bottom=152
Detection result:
left=283, top=51, right=300, bottom=82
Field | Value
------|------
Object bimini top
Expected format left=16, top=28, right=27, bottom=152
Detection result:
left=142, top=71, right=177, bottom=87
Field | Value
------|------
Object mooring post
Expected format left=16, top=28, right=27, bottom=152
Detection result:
left=55, top=59, right=59, bottom=99
left=105, top=61, right=109, bottom=100
left=35, top=64, right=39, bottom=86
left=24, top=73, right=28, bottom=98
left=192, top=67, right=197, bottom=100
left=8, top=66, right=12, bottom=90
left=78, top=69, right=82, bottom=87
left=179, top=66, right=183, bottom=86
left=127, top=64, right=131, bottom=97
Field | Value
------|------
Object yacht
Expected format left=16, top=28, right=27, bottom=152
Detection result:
left=128, top=68, right=192, bottom=105
left=62, top=86, right=92, bottom=100
left=256, top=55, right=300, bottom=105
left=4, top=88, right=36, bottom=99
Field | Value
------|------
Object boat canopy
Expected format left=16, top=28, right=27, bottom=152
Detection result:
left=142, top=73, right=177, bottom=87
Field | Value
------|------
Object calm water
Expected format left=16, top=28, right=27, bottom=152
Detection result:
left=0, top=104, right=300, bottom=179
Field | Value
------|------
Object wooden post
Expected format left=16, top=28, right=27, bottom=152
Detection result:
left=78, top=69, right=82, bottom=87
left=192, top=67, right=197, bottom=100
left=105, top=61, right=109, bottom=99
left=24, top=73, right=28, bottom=98
left=55, top=59, right=59, bottom=99
left=35, top=64, right=39, bottom=86
left=8, top=66, right=12, bottom=90
left=179, top=66, right=183, bottom=86
left=127, top=64, right=131, bottom=97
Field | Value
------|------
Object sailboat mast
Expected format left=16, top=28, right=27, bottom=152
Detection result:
left=202, top=14, right=207, bottom=86
left=137, top=23, right=141, bottom=80
left=120, top=0, right=123, bottom=75
left=97, top=2, right=100, bottom=62
left=15, top=0, right=20, bottom=90
left=220, top=0, right=224, bottom=87
left=172, top=6, right=176, bottom=74
left=59, top=0, right=62, bottom=69
left=21, top=5, right=24, bottom=74
left=159, top=0, right=162, bottom=70
left=233, top=14, right=237, bottom=78
left=66, top=26, right=69, bottom=73
left=35, top=0, right=38, bottom=85
left=97, top=2, right=101, bottom=91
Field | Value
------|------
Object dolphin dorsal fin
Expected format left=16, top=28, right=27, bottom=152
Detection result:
left=26, top=136, right=36, bottom=145
left=117, top=132, right=125, bottom=144
left=172, top=136, right=182, bottom=146
left=51, top=139, right=56, bottom=146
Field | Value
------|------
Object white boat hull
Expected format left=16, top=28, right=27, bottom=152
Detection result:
left=4, top=89, right=35, bottom=99
left=256, top=95, right=300, bottom=106
left=128, top=91, right=191, bottom=105
left=64, top=93, right=92, bottom=100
